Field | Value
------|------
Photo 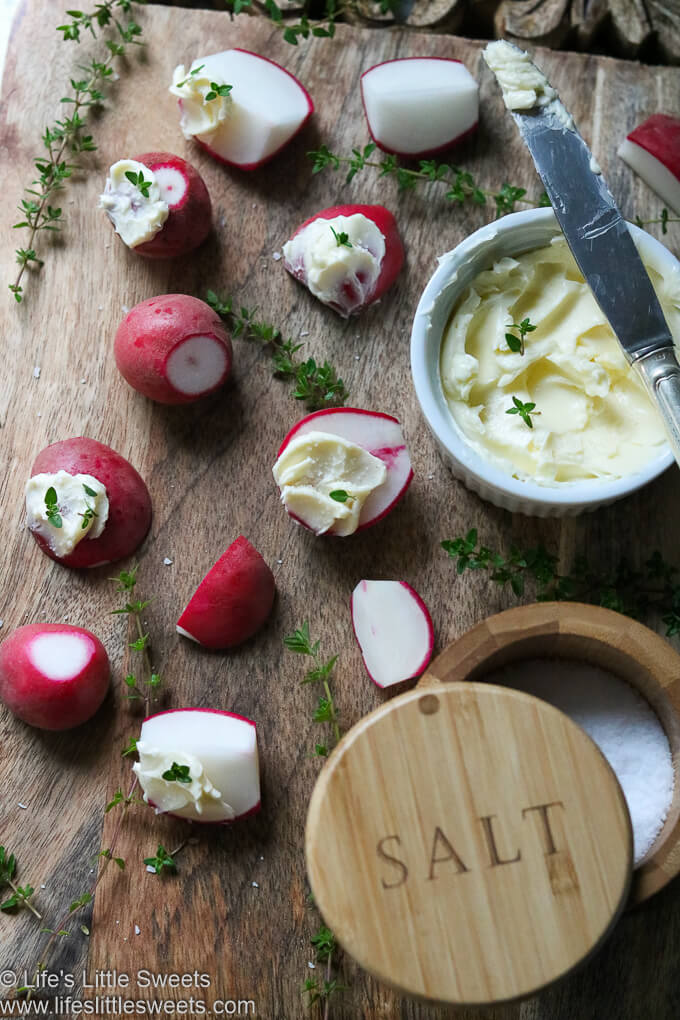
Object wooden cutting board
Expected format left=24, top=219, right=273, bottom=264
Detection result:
left=1, top=3, right=680, bottom=1018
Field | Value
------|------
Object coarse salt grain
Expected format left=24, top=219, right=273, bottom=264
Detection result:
left=272, top=252, right=282, bottom=261
left=33, top=366, right=40, bottom=379
left=163, top=557, right=173, bottom=566
left=485, top=658, right=674, bottom=865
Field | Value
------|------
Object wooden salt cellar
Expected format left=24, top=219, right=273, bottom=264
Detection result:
left=306, top=603, right=680, bottom=1005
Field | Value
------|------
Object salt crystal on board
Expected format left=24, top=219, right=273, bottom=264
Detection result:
left=163, top=557, right=173, bottom=566
left=33, top=366, right=40, bottom=379
left=272, top=252, right=282, bottom=261
left=485, top=658, right=674, bottom=864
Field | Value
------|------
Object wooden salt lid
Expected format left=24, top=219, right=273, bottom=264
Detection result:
left=306, top=667, right=634, bottom=1004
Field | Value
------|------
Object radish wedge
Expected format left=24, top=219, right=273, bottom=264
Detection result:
left=275, top=408, right=413, bottom=535
left=171, top=49, right=314, bottom=170
left=177, top=536, right=275, bottom=649
left=133, top=152, right=212, bottom=257
left=134, top=707, right=260, bottom=823
left=361, top=57, right=478, bottom=159
left=618, top=115, right=680, bottom=214
left=351, top=580, right=434, bottom=688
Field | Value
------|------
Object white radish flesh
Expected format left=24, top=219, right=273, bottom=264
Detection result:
left=165, top=334, right=230, bottom=395
left=153, top=166, right=188, bottom=208
left=189, top=50, right=312, bottom=168
left=351, top=580, right=434, bottom=688
left=361, top=58, right=478, bottom=158
left=29, top=632, right=92, bottom=680
left=618, top=119, right=680, bottom=214
left=138, top=708, right=260, bottom=822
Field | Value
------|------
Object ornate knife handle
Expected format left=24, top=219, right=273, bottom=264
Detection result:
left=634, top=346, right=680, bottom=468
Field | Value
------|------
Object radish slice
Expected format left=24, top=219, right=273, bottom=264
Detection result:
left=351, top=580, right=434, bottom=688
left=361, top=57, right=479, bottom=159
left=618, top=115, right=680, bottom=214
left=134, top=707, right=260, bottom=823
left=165, top=334, right=230, bottom=396
left=0, top=623, right=110, bottom=730
left=170, top=49, right=314, bottom=170
left=275, top=408, right=413, bottom=534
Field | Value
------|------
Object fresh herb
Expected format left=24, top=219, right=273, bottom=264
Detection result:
left=205, top=82, right=233, bottom=101
left=0, top=849, right=41, bottom=920
left=309, top=143, right=550, bottom=217
left=206, top=291, right=348, bottom=411
left=506, top=396, right=538, bottom=429
left=329, top=489, right=349, bottom=503
left=635, top=208, right=679, bottom=235
left=330, top=227, right=352, bottom=248
left=111, top=565, right=161, bottom=713
left=284, top=622, right=341, bottom=755
left=121, top=736, right=138, bottom=757
left=143, top=841, right=188, bottom=876
left=505, top=317, right=536, bottom=356
left=441, top=530, right=680, bottom=633
left=44, top=487, right=62, bottom=529
left=124, top=169, right=151, bottom=198
left=226, top=0, right=399, bottom=46
left=10, top=3, right=144, bottom=303
left=174, top=64, right=205, bottom=88
left=161, top=763, right=192, bottom=784
left=79, top=484, right=99, bottom=530
left=82, top=483, right=97, bottom=498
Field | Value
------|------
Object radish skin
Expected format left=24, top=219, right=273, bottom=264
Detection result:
left=0, top=623, right=110, bottom=730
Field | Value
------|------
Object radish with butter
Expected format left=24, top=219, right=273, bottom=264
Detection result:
left=26, top=438, right=151, bottom=568
left=282, top=204, right=404, bottom=317
left=361, top=57, right=478, bottom=158
left=0, top=623, right=110, bottom=730
left=617, top=114, right=680, bottom=214
left=273, top=408, right=413, bottom=536
left=170, top=49, right=313, bottom=170
left=100, top=152, right=212, bottom=258
left=177, top=536, right=275, bottom=649
left=133, top=708, right=260, bottom=823
left=351, top=580, right=434, bottom=688
left=115, top=294, right=232, bottom=405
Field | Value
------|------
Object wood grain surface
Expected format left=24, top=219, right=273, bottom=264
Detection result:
left=1, top=3, right=680, bottom=1018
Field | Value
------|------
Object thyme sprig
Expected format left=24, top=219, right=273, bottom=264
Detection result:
left=44, top=487, right=63, bottom=529
left=635, top=209, right=679, bottom=235
left=309, top=143, right=550, bottom=216
left=144, top=841, right=189, bottom=876
left=506, top=396, right=539, bottom=429
left=505, top=317, right=536, bottom=356
left=441, top=529, right=680, bottom=634
left=222, top=0, right=398, bottom=46
left=206, top=291, right=348, bottom=410
left=10, top=3, right=144, bottom=303
left=111, top=565, right=161, bottom=715
left=0, top=848, right=41, bottom=920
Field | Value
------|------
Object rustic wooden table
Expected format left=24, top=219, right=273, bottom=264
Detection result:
left=1, top=2, right=680, bottom=1018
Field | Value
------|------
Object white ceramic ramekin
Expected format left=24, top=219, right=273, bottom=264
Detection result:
left=410, top=207, right=677, bottom=517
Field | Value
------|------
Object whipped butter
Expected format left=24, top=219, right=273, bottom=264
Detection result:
left=440, top=238, right=680, bottom=484
left=133, top=743, right=235, bottom=821
left=170, top=65, right=232, bottom=139
left=25, top=470, right=109, bottom=557
left=483, top=40, right=574, bottom=129
left=273, top=430, right=387, bottom=535
left=99, top=159, right=169, bottom=248
left=283, top=214, right=385, bottom=315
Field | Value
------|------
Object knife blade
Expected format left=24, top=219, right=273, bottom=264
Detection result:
left=485, top=42, right=680, bottom=467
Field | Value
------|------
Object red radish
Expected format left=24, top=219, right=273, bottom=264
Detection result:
left=121, top=152, right=212, bottom=258
left=351, top=580, right=434, bottom=688
left=170, top=49, right=313, bottom=170
left=361, top=57, right=479, bottom=159
left=0, top=623, right=110, bottom=730
left=617, top=114, right=680, bottom=214
left=133, top=707, right=260, bottom=823
left=114, top=294, right=232, bottom=405
left=282, top=204, right=404, bottom=317
left=177, top=537, right=275, bottom=649
left=27, top=438, right=151, bottom=568
left=274, top=408, right=413, bottom=535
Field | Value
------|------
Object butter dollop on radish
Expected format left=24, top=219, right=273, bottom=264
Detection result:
left=360, top=57, right=478, bottom=159
left=133, top=708, right=260, bottom=823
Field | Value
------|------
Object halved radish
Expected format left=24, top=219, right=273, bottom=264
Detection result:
left=170, top=49, right=314, bottom=170
left=0, top=623, right=110, bottom=730
left=177, top=536, right=275, bottom=649
left=361, top=57, right=479, bottom=159
left=282, top=204, right=404, bottom=317
left=274, top=408, right=413, bottom=536
left=133, top=707, right=260, bottom=823
left=27, top=438, right=152, bottom=568
left=351, top=580, right=434, bottom=688
left=114, top=294, right=232, bottom=405
left=617, top=114, right=680, bottom=214
left=131, top=152, right=211, bottom=257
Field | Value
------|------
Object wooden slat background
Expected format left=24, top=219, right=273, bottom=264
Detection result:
left=1, top=3, right=680, bottom=1017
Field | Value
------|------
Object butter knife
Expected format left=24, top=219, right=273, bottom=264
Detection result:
left=484, top=41, right=680, bottom=467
